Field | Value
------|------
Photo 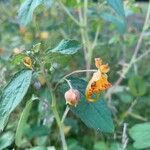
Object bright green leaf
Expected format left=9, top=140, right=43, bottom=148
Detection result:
left=47, top=39, right=81, bottom=55
left=129, top=123, right=150, bottom=149
left=11, top=53, right=27, bottom=65
left=60, top=77, right=114, bottom=133
left=0, top=70, right=32, bottom=130
left=106, top=0, right=125, bottom=17
left=128, top=75, right=146, bottom=96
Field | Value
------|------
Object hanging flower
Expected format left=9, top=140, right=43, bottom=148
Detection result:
left=85, top=58, right=112, bottom=102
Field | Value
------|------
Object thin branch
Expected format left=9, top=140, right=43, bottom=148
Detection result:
left=54, top=69, right=96, bottom=90
left=134, top=49, right=150, bottom=63
left=121, top=123, right=128, bottom=150
left=91, top=25, right=100, bottom=50
left=63, top=69, right=97, bottom=79
left=57, top=0, right=81, bottom=26
left=61, top=106, right=70, bottom=123
left=64, top=79, right=73, bottom=89
left=105, top=1, right=150, bottom=99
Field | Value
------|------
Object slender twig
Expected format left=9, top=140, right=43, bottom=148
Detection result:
left=54, top=69, right=97, bottom=90
left=105, top=1, right=150, bottom=99
left=56, top=0, right=81, bottom=26
left=119, top=98, right=138, bottom=125
left=61, top=106, right=70, bottom=123
left=84, top=0, right=88, bottom=26
left=91, top=25, right=100, bottom=50
left=121, top=123, right=128, bottom=150
left=134, top=49, right=150, bottom=63
left=64, top=69, right=97, bottom=78
left=64, top=79, right=73, bottom=89
left=129, top=112, right=148, bottom=122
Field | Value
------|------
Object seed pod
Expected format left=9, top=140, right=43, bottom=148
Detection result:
left=64, top=89, right=80, bottom=106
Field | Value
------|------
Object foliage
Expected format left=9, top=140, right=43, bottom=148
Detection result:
left=129, top=123, right=150, bottom=149
left=0, top=0, right=150, bottom=149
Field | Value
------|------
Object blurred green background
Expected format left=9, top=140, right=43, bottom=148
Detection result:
left=0, top=0, right=150, bottom=150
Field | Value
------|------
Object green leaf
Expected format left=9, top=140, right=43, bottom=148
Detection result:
left=128, top=75, right=146, bottom=96
left=117, top=91, right=133, bottom=103
left=129, top=123, right=150, bottom=149
left=11, top=53, right=27, bottom=65
left=106, top=0, right=125, bottom=17
left=101, top=13, right=126, bottom=34
left=15, top=97, right=36, bottom=147
left=0, top=70, right=32, bottom=131
left=110, top=142, right=122, bottom=150
left=60, top=77, right=114, bottom=133
left=0, top=132, right=14, bottom=149
left=29, top=146, right=55, bottom=150
left=94, top=141, right=108, bottom=150
left=31, top=43, right=41, bottom=53
left=47, top=39, right=81, bottom=55
left=18, top=0, right=53, bottom=26
left=25, top=125, right=50, bottom=139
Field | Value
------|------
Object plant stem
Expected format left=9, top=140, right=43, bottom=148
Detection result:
left=54, top=69, right=97, bottom=90
left=51, top=92, right=68, bottom=150
left=40, top=62, right=67, bottom=150
left=61, top=106, right=70, bottom=123
left=105, top=1, right=150, bottom=99
left=57, top=0, right=81, bottom=26
left=76, top=0, right=92, bottom=78
left=63, top=69, right=97, bottom=78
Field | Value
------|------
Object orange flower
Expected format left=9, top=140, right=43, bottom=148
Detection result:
left=85, top=58, right=112, bottom=102
left=23, top=56, right=33, bottom=69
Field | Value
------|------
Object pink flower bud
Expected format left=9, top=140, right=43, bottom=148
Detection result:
left=64, top=89, right=80, bottom=106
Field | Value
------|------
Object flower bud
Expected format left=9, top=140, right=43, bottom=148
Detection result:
left=64, top=89, right=80, bottom=106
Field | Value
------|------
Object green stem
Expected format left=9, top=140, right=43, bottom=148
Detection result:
left=51, top=92, right=68, bottom=150
left=76, top=0, right=92, bottom=78
left=39, top=61, right=67, bottom=150
left=105, top=1, right=150, bottom=99
left=57, top=0, right=81, bottom=26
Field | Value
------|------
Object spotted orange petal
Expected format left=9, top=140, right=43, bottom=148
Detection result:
left=95, top=58, right=103, bottom=69
left=85, top=71, right=112, bottom=102
left=100, top=64, right=110, bottom=73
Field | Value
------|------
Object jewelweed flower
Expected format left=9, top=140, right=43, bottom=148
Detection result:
left=85, top=58, right=112, bottom=102
left=23, top=56, right=33, bottom=69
